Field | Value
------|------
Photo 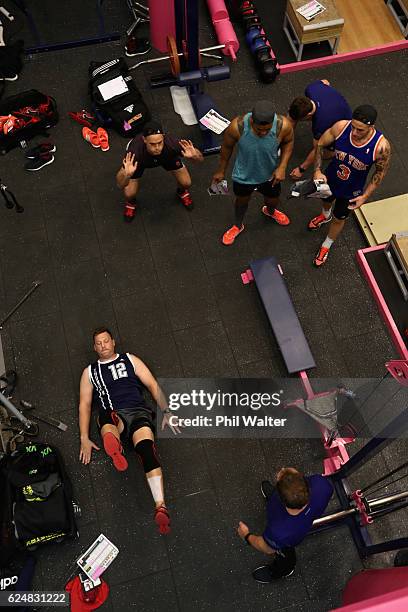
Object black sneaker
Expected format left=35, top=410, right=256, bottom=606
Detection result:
left=125, top=37, right=151, bottom=57
left=25, top=142, right=57, bottom=159
left=261, top=480, right=274, bottom=500
left=0, top=73, right=18, bottom=81
left=24, top=153, right=55, bottom=171
left=252, top=564, right=294, bottom=584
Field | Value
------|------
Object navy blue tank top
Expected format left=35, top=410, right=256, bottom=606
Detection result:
left=326, top=121, right=384, bottom=199
left=89, top=353, right=145, bottom=411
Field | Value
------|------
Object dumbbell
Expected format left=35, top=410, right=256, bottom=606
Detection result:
left=255, top=46, right=272, bottom=63
left=243, top=14, right=262, bottom=30
left=246, top=25, right=262, bottom=46
left=258, top=57, right=279, bottom=83
left=250, top=33, right=270, bottom=54
left=240, top=0, right=255, bottom=11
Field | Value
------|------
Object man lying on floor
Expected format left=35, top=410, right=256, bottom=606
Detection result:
left=78, top=327, right=179, bottom=534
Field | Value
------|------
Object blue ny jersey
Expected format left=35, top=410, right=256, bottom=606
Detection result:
left=326, top=121, right=384, bottom=200
left=89, top=353, right=146, bottom=411
left=305, top=80, right=351, bottom=140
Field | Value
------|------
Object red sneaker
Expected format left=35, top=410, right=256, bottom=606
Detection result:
left=123, top=202, right=136, bottom=222
left=82, top=127, right=100, bottom=148
left=68, top=110, right=96, bottom=128
left=222, top=224, right=245, bottom=245
left=261, top=206, right=290, bottom=225
left=103, top=432, right=128, bottom=471
left=177, top=188, right=194, bottom=210
left=308, top=213, right=332, bottom=231
left=313, top=245, right=330, bottom=267
left=97, top=127, right=109, bottom=152
left=154, top=505, right=171, bottom=535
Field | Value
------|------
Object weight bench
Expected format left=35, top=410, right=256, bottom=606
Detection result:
left=242, top=256, right=316, bottom=374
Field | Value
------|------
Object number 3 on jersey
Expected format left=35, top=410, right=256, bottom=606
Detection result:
left=337, top=164, right=351, bottom=181
left=108, top=363, right=128, bottom=380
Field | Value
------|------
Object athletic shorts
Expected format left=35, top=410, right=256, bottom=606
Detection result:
left=97, top=406, right=155, bottom=440
left=233, top=180, right=281, bottom=199
left=323, top=195, right=352, bottom=220
left=131, top=158, right=184, bottom=179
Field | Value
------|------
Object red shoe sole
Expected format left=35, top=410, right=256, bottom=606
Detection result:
left=155, top=507, right=171, bottom=534
left=103, top=432, right=128, bottom=471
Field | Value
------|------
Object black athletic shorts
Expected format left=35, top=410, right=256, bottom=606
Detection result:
left=233, top=180, right=281, bottom=199
left=132, top=158, right=184, bottom=179
left=98, top=406, right=155, bottom=440
left=323, top=195, right=352, bottom=220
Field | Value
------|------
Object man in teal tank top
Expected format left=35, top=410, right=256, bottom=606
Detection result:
left=212, top=100, right=294, bottom=245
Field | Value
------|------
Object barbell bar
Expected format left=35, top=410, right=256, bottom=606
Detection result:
left=129, top=34, right=226, bottom=75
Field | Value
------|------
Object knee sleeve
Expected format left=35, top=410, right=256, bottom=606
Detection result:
left=134, top=439, right=160, bottom=473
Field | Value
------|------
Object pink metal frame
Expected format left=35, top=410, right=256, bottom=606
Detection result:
left=357, top=245, right=408, bottom=360
left=299, top=371, right=354, bottom=476
left=277, top=39, right=408, bottom=74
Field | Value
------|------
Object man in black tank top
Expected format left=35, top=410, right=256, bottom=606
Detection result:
left=116, top=120, right=203, bottom=222
left=78, top=327, right=180, bottom=535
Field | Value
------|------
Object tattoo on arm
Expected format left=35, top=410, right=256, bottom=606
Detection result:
left=371, top=142, right=391, bottom=188
left=314, top=145, right=324, bottom=171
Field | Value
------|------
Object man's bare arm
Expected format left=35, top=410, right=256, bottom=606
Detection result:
left=277, top=116, right=294, bottom=170
left=313, top=121, right=347, bottom=177
left=79, top=369, right=93, bottom=441
left=129, top=355, right=168, bottom=411
left=212, top=117, right=240, bottom=179
left=363, top=139, right=391, bottom=200
left=246, top=534, right=276, bottom=555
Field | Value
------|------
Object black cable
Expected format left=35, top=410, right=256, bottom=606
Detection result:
left=361, top=459, right=408, bottom=495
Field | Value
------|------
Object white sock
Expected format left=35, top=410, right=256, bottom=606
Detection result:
left=322, top=236, right=334, bottom=249
left=322, top=207, right=332, bottom=219
left=147, top=475, right=164, bottom=505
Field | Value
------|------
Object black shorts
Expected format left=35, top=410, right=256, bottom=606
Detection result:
left=324, top=195, right=352, bottom=220
left=132, top=158, right=184, bottom=179
left=233, top=180, right=281, bottom=199
left=98, top=407, right=155, bottom=440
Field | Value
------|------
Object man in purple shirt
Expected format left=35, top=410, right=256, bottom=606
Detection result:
left=238, top=467, right=333, bottom=583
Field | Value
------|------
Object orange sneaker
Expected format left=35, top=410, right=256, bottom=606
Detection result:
left=222, top=224, right=244, bottom=245
left=308, top=213, right=332, bottom=231
left=261, top=206, right=290, bottom=225
left=313, top=245, right=330, bottom=267
left=82, top=126, right=100, bottom=148
left=97, top=127, right=109, bottom=152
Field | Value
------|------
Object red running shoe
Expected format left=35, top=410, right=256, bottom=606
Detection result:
left=313, top=245, right=330, bottom=267
left=103, top=432, right=128, bottom=471
left=154, top=505, right=171, bottom=535
left=177, top=188, right=194, bottom=210
left=68, top=109, right=96, bottom=128
left=123, top=201, right=136, bottom=222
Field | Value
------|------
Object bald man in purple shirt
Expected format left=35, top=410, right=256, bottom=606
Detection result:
left=238, top=467, right=333, bottom=583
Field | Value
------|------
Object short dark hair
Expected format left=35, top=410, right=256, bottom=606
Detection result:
left=289, top=96, right=313, bottom=121
left=92, top=327, right=113, bottom=341
left=276, top=468, right=310, bottom=509
left=142, top=120, right=164, bottom=137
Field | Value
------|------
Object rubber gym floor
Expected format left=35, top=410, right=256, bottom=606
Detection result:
left=1, top=2, right=408, bottom=611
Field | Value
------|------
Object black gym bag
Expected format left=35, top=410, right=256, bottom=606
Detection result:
left=0, top=90, right=58, bottom=155
left=89, top=57, right=150, bottom=137
left=6, top=442, right=79, bottom=550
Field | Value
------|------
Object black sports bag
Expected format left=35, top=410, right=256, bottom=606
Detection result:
left=89, top=57, right=150, bottom=137
left=0, top=90, right=58, bottom=155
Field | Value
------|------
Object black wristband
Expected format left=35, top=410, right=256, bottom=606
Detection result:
left=298, top=165, right=306, bottom=173
left=244, top=533, right=253, bottom=545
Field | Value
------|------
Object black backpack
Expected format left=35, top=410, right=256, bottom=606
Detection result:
left=89, top=57, right=150, bottom=137
left=6, top=442, right=79, bottom=550
left=0, top=90, right=58, bottom=155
